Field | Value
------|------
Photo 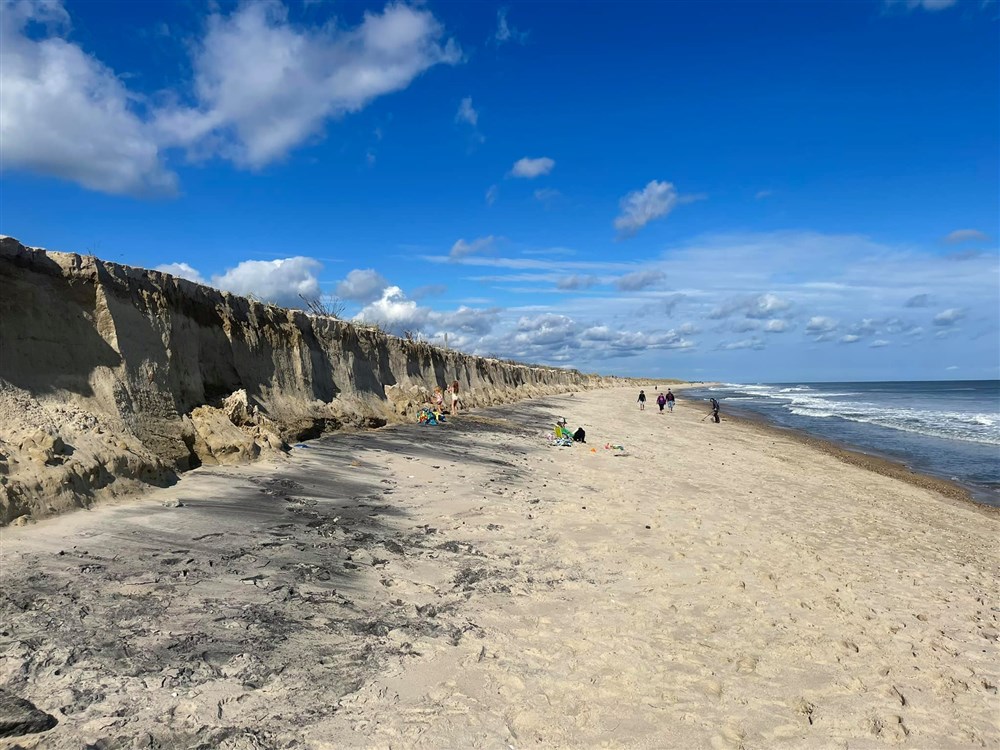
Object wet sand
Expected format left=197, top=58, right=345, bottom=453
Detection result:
left=1, top=387, right=997, bottom=748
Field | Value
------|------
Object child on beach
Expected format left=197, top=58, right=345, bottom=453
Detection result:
left=637, top=390, right=647, bottom=410
left=433, top=386, right=445, bottom=413
left=450, top=380, right=460, bottom=414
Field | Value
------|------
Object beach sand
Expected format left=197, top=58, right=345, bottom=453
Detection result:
left=1, top=386, right=996, bottom=748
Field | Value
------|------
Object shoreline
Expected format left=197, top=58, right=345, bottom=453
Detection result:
left=676, top=388, right=1000, bottom=511
left=722, top=408, right=999, bottom=517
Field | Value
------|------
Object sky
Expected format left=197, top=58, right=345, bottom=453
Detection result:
left=1, top=0, right=998, bottom=382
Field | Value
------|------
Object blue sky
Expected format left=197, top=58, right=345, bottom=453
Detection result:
left=2, top=0, right=997, bottom=382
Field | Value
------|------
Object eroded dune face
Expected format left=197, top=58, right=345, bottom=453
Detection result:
left=0, top=237, right=615, bottom=524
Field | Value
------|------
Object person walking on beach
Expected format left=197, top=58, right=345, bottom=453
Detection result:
left=656, top=392, right=667, bottom=413
left=709, top=397, right=720, bottom=423
left=637, top=390, right=647, bottom=410
left=666, top=389, right=675, bottom=413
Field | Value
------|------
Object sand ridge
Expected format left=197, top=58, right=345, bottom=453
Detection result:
left=0, top=387, right=996, bottom=748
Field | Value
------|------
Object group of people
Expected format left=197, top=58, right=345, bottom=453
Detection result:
left=637, top=388, right=721, bottom=422
left=637, top=388, right=675, bottom=413
left=431, top=381, right=462, bottom=415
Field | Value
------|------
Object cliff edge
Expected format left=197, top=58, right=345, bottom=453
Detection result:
left=0, top=237, right=619, bottom=524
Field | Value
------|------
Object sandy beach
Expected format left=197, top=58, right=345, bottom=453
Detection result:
left=1, top=386, right=997, bottom=749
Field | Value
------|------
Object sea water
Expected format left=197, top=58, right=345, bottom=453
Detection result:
left=680, top=380, right=1000, bottom=506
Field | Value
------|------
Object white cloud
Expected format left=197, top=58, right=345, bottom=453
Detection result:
left=335, top=268, right=388, bottom=302
left=0, top=0, right=177, bottom=195
left=870, top=339, right=890, bottom=348
left=494, top=8, right=527, bottom=45
left=718, top=337, right=765, bottom=351
left=885, top=0, right=957, bottom=10
left=806, top=316, right=838, bottom=333
left=2, top=0, right=459, bottom=194
left=436, top=306, right=499, bottom=335
left=156, top=262, right=207, bottom=284
left=709, top=293, right=792, bottom=320
left=764, top=320, right=789, bottom=333
left=509, top=156, right=555, bottom=179
left=455, top=96, right=478, bottom=126
left=450, top=235, right=497, bottom=259
left=615, top=270, right=665, bottom=291
left=933, top=308, right=965, bottom=326
left=747, top=293, right=791, bottom=318
left=613, top=180, right=679, bottom=237
left=485, top=184, right=499, bottom=205
left=154, top=2, right=460, bottom=168
left=944, top=229, right=990, bottom=244
left=354, top=285, right=430, bottom=331
left=839, top=334, right=861, bottom=344
left=213, top=257, right=322, bottom=307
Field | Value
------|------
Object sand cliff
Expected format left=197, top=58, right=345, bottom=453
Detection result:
left=0, top=237, right=616, bottom=524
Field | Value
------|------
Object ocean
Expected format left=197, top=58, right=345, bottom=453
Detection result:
left=680, top=380, right=1000, bottom=507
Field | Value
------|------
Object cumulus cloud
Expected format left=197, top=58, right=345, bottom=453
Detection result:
left=764, top=320, right=789, bottom=333
left=509, top=157, right=555, bottom=179
left=156, top=262, right=207, bottom=284
left=450, top=235, right=497, bottom=259
left=0, top=0, right=177, bottom=195
left=154, top=3, right=460, bottom=169
left=848, top=319, right=879, bottom=336
left=944, top=229, right=990, bottom=244
left=335, top=268, right=388, bottom=302
left=839, top=334, right=861, bottom=344
left=351, top=285, right=499, bottom=338
left=615, top=270, right=665, bottom=291
left=933, top=308, right=965, bottom=326
left=455, top=96, right=478, bottom=126
left=2, top=1, right=459, bottom=194
left=747, top=293, right=791, bottom=318
left=709, top=293, right=792, bottom=320
left=436, top=306, right=500, bottom=335
left=613, top=180, right=684, bottom=237
left=213, top=257, right=322, bottom=307
left=806, top=316, right=838, bottom=334
left=354, top=285, right=430, bottom=331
